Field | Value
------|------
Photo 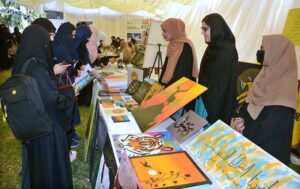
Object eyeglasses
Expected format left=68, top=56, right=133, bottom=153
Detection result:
left=201, top=27, right=210, bottom=32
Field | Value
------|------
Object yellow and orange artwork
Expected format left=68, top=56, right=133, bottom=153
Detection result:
left=132, top=77, right=207, bottom=132
left=130, top=151, right=211, bottom=188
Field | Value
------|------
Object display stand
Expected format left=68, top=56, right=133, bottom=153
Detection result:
left=148, top=43, right=163, bottom=78
left=143, top=20, right=167, bottom=78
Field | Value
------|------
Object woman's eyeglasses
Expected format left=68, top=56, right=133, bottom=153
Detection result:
left=201, top=27, right=210, bottom=32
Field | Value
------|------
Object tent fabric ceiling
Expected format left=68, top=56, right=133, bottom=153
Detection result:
left=15, top=0, right=194, bottom=13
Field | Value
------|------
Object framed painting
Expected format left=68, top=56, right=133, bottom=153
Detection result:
left=132, top=77, right=207, bottom=132
left=129, top=151, right=211, bottom=188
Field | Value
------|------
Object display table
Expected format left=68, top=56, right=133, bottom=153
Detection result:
left=86, top=74, right=300, bottom=189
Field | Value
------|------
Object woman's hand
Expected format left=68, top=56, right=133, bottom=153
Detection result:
left=232, top=117, right=245, bottom=134
left=73, top=84, right=80, bottom=96
left=53, top=63, right=71, bottom=75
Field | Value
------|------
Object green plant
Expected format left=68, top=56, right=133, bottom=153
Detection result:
left=0, top=0, right=46, bottom=28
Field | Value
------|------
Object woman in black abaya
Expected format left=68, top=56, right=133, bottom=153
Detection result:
left=198, top=13, right=238, bottom=125
left=12, top=25, right=74, bottom=188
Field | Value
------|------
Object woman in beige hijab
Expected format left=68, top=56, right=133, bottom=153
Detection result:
left=159, top=18, right=198, bottom=87
left=233, top=34, right=298, bottom=165
left=120, top=40, right=133, bottom=64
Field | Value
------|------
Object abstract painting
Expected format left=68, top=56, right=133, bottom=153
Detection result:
left=131, top=81, right=153, bottom=104
left=167, top=110, right=208, bottom=143
left=132, top=77, right=207, bottom=132
left=104, top=108, right=128, bottom=116
left=142, top=81, right=164, bottom=103
left=129, top=151, right=211, bottom=188
left=186, top=120, right=300, bottom=189
left=111, top=115, right=130, bottom=123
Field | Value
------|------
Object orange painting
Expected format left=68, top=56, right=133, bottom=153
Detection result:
left=130, top=151, right=211, bottom=188
left=142, top=81, right=164, bottom=103
left=132, top=77, right=207, bottom=132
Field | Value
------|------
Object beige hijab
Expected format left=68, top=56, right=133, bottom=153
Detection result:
left=160, top=18, right=198, bottom=84
left=120, top=40, right=133, bottom=64
left=86, top=25, right=98, bottom=63
left=246, top=34, right=298, bottom=120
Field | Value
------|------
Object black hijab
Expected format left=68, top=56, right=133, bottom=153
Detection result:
left=52, top=22, right=76, bottom=63
left=198, top=13, right=238, bottom=125
left=31, top=18, right=56, bottom=33
left=12, top=25, right=51, bottom=74
left=202, top=13, right=235, bottom=45
left=74, top=25, right=92, bottom=64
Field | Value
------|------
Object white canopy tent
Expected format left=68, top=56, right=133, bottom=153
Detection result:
left=13, top=0, right=300, bottom=68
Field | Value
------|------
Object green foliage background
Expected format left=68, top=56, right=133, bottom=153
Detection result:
left=0, top=0, right=46, bottom=28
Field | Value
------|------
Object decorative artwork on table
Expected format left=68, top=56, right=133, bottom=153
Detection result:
left=111, top=95, right=123, bottom=100
left=111, top=115, right=130, bottom=123
left=132, top=77, right=207, bottom=132
left=131, top=81, right=152, bottom=104
left=101, top=102, right=115, bottom=108
left=99, top=99, right=114, bottom=103
left=127, top=67, right=143, bottom=87
left=112, top=132, right=182, bottom=160
left=129, top=151, right=211, bottom=188
left=104, top=108, right=128, bottom=116
left=186, top=120, right=300, bottom=189
left=126, top=80, right=142, bottom=95
left=98, top=90, right=112, bottom=97
left=142, top=81, right=164, bottom=103
left=167, top=110, right=208, bottom=143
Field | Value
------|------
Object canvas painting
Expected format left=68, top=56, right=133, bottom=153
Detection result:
left=111, top=115, right=130, bottom=123
left=186, top=120, right=300, bottom=189
left=104, top=108, right=128, bottom=116
left=167, top=110, right=208, bottom=143
left=129, top=151, right=211, bottom=188
left=236, top=62, right=261, bottom=113
left=126, top=80, right=142, bottom=95
left=101, top=102, right=115, bottom=108
left=112, top=131, right=182, bottom=161
left=127, top=67, right=143, bottom=87
left=142, top=81, right=164, bottom=103
left=132, top=81, right=153, bottom=104
left=132, top=77, right=207, bottom=132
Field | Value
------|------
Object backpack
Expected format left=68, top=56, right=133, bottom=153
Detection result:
left=0, top=58, right=53, bottom=141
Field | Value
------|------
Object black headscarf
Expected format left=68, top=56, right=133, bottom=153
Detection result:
left=52, top=22, right=77, bottom=63
left=12, top=25, right=51, bottom=74
left=0, top=24, right=11, bottom=44
left=202, top=13, right=235, bottom=45
left=74, top=25, right=92, bottom=64
left=198, top=13, right=238, bottom=125
left=31, top=18, right=56, bottom=33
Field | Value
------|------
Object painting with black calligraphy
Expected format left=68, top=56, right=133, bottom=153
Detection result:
left=167, top=110, right=208, bottom=143
left=112, top=132, right=182, bottom=161
left=186, top=120, right=300, bottom=189
left=129, top=151, right=211, bottom=188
